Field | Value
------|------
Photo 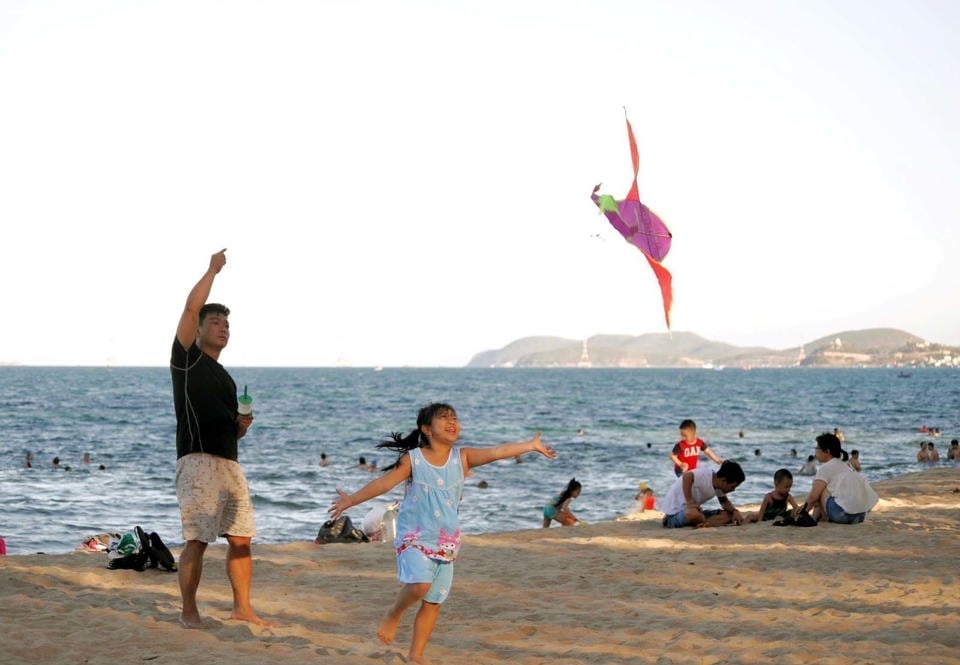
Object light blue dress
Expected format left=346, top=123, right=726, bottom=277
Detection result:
left=393, top=446, right=465, bottom=603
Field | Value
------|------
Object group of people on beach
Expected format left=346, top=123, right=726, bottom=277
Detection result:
left=169, top=248, right=920, bottom=664
left=647, top=419, right=879, bottom=528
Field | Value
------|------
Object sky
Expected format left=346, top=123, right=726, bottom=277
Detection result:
left=1, top=0, right=958, bottom=367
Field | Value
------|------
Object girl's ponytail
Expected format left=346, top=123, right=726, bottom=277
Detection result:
left=376, top=429, right=424, bottom=472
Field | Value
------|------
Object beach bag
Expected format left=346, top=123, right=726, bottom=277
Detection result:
left=773, top=504, right=817, bottom=527
left=315, top=516, right=370, bottom=544
left=143, top=529, right=178, bottom=571
left=107, top=531, right=148, bottom=571
left=108, top=526, right=177, bottom=571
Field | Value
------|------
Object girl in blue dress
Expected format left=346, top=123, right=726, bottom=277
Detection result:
left=329, top=402, right=555, bottom=664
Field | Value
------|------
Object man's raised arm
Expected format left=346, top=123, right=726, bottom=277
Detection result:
left=175, top=249, right=227, bottom=350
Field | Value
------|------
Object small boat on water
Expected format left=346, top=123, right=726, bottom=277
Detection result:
left=897, top=371, right=912, bottom=378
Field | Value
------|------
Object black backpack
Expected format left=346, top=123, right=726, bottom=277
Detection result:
left=314, top=516, right=370, bottom=544
left=107, top=526, right=178, bottom=571
left=772, top=503, right=818, bottom=527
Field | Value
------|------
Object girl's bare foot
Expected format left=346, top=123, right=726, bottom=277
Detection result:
left=407, top=654, right=431, bottom=665
left=378, top=612, right=402, bottom=645
left=230, top=609, right=272, bottom=626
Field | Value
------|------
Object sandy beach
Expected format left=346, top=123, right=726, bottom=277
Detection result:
left=1, top=468, right=957, bottom=665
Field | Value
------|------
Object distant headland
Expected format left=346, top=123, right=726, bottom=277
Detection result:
left=467, top=328, right=960, bottom=369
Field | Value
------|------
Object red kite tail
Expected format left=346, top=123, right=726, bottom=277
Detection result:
left=643, top=253, right=673, bottom=330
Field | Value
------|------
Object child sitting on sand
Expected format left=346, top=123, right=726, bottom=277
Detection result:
left=744, top=468, right=800, bottom=523
left=624, top=483, right=656, bottom=517
left=329, top=402, right=555, bottom=665
left=542, top=478, right=582, bottom=527
left=636, top=483, right=656, bottom=511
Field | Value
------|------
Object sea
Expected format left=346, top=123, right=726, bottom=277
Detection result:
left=1, top=366, right=957, bottom=555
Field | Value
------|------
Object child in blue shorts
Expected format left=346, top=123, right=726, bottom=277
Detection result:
left=329, top=402, right=555, bottom=664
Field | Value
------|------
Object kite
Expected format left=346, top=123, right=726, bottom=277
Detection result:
left=591, top=111, right=673, bottom=330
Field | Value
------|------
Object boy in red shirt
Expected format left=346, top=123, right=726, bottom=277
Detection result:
left=669, top=419, right=723, bottom=477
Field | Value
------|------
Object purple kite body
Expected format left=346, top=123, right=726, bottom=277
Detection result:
left=590, top=194, right=672, bottom=263
left=591, top=111, right=674, bottom=329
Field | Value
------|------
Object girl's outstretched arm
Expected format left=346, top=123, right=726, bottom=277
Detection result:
left=329, top=454, right=412, bottom=519
left=462, top=432, right=555, bottom=474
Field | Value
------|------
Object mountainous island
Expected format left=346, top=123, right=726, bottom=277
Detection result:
left=467, top=328, right=959, bottom=369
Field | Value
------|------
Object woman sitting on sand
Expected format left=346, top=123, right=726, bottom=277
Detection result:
left=795, top=433, right=878, bottom=524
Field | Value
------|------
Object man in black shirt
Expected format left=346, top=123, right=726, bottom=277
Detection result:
left=171, top=248, right=266, bottom=628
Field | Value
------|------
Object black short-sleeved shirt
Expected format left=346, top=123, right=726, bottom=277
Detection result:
left=170, top=338, right=239, bottom=461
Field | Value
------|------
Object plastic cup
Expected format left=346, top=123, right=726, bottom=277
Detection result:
left=238, top=385, right=253, bottom=416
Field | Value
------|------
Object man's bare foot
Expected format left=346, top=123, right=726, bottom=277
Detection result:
left=377, top=612, right=402, bottom=645
left=229, top=609, right=272, bottom=626
left=407, top=654, right=431, bottom=665
left=179, top=612, right=208, bottom=629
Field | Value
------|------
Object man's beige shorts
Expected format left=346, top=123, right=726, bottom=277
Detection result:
left=176, top=453, right=256, bottom=542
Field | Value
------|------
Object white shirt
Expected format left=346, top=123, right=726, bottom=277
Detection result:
left=815, top=458, right=879, bottom=514
left=660, top=467, right=725, bottom=515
